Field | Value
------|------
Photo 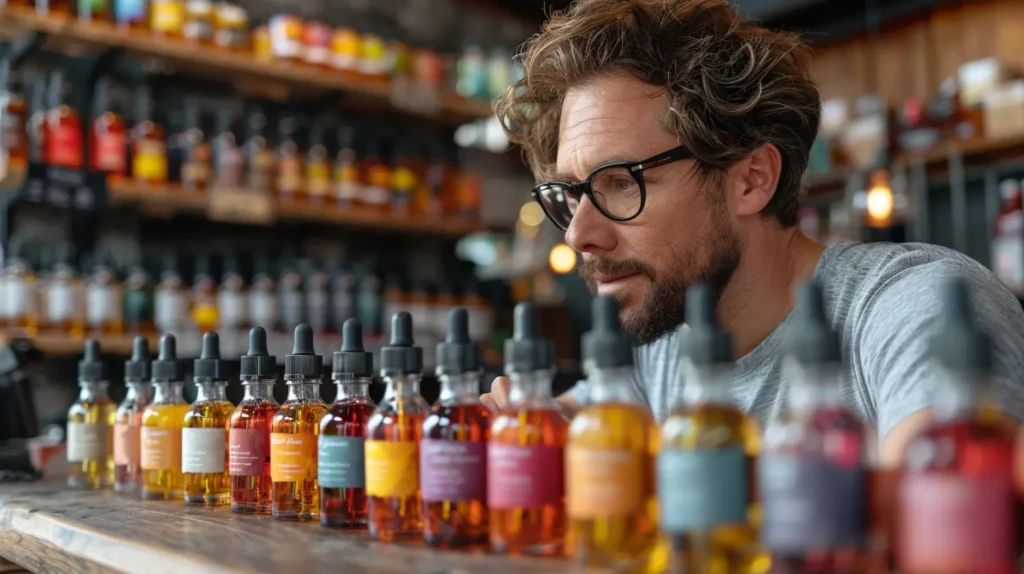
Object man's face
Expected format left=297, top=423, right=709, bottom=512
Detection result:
left=558, top=73, right=741, bottom=344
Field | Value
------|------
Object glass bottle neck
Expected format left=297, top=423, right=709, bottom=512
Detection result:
left=681, top=360, right=735, bottom=406
left=786, top=362, right=845, bottom=412
left=438, top=372, right=481, bottom=402
left=333, top=374, right=372, bottom=400
left=285, top=376, right=322, bottom=402
left=78, top=380, right=110, bottom=401
left=586, top=365, right=644, bottom=405
left=123, top=380, right=149, bottom=402
left=152, top=380, right=186, bottom=404
left=194, top=378, right=228, bottom=402
left=507, top=370, right=555, bottom=403
left=382, top=373, right=422, bottom=400
left=241, top=376, right=277, bottom=401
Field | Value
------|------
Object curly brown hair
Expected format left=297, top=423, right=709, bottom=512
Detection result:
left=495, top=0, right=821, bottom=227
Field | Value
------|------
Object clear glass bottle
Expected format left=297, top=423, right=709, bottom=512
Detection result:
left=422, top=308, right=490, bottom=548
left=154, top=254, right=188, bottom=335
left=319, top=318, right=376, bottom=527
left=271, top=324, right=328, bottom=520
left=230, top=327, right=280, bottom=514
left=67, top=339, right=116, bottom=489
left=488, top=303, right=567, bottom=556
left=248, top=255, right=278, bottom=332
left=141, top=334, right=190, bottom=500
left=0, top=239, right=36, bottom=331
left=114, top=337, right=152, bottom=493
left=366, top=312, right=431, bottom=541
left=217, top=254, right=247, bottom=333
left=85, top=255, right=124, bottom=335
left=182, top=332, right=233, bottom=506
left=44, top=244, right=84, bottom=336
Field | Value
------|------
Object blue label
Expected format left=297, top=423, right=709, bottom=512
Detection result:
left=115, top=0, right=145, bottom=22
left=657, top=447, right=748, bottom=532
left=318, top=435, right=365, bottom=489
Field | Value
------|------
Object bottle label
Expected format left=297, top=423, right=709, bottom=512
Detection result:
left=249, top=291, right=278, bottom=328
left=657, top=447, right=748, bottom=532
left=566, top=447, right=644, bottom=518
left=47, top=282, right=74, bottom=322
left=487, top=443, right=563, bottom=509
left=276, top=157, right=302, bottom=193
left=2, top=279, right=28, bottom=319
left=217, top=290, right=246, bottom=327
left=141, top=427, right=181, bottom=470
left=365, top=440, right=418, bottom=498
left=115, top=0, right=146, bottom=22
left=270, top=433, right=316, bottom=482
left=759, top=456, right=867, bottom=551
left=334, top=166, right=361, bottom=203
left=318, top=435, right=365, bottom=488
left=898, top=473, right=1014, bottom=572
left=154, top=290, right=187, bottom=331
left=86, top=284, right=113, bottom=325
left=67, top=422, right=109, bottom=462
left=114, top=419, right=140, bottom=466
left=229, top=428, right=270, bottom=476
left=46, top=123, right=83, bottom=168
left=420, top=439, right=486, bottom=502
left=133, top=140, right=168, bottom=181
left=95, top=131, right=127, bottom=172
left=181, top=428, right=227, bottom=473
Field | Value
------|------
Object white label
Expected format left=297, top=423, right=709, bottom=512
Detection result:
left=362, top=185, right=390, bottom=206
left=218, top=290, right=247, bottom=328
left=86, top=284, right=112, bottom=325
left=335, top=181, right=361, bottom=203
left=182, top=428, right=227, bottom=473
left=249, top=290, right=278, bottom=329
left=47, top=283, right=74, bottom=322
left=993, top=237, right=1024, bottom=292
left=67, top=422, right=109, bottom=462
left=154, top=290, right=187, bottom=332
left=467, top=307, right=492, bottom=343
left=3, top=277, right=28, bottom=319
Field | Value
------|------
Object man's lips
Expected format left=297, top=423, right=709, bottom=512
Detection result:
left=594, top=272, right=643, bottom=296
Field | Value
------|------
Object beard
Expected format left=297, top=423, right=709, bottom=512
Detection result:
left=579, top=205, right=741, bottom=345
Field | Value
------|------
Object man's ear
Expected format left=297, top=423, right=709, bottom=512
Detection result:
left=732, top=144, right=783, bottom=217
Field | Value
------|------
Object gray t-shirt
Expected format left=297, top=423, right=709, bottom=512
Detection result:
left=567, top=241, right=1024, bottom=441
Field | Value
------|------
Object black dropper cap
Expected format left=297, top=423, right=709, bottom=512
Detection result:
left=194, top=332, right=226, bottom=381
left=333, top=318, right=373, bottom=377
left=436, top=308, right=481, bottom=375
left=151, top=334, right=183, bottom=381
left=124, top=336, right=150, bottom=381
left=932, top=278, right=991, bottom=374
left=285, top=323, right=323, bottom=378
left=582, top=297, right=633, bottom=369
left=682, top=284, right=732, bottom=365
left=241, top=327, right=277, bottom=377
left=380, top=312, right=423, bottom=375
left=78, top=339, right=104, bottom=382
left=504, top=303, right=554, bottom=373
left=785, top=281, right=840, bottom=365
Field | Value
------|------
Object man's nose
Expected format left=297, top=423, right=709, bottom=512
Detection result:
left=565, top=195, right=616, bottom=254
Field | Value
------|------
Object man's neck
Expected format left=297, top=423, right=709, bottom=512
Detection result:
left=717, top=228, right=825, bottom=359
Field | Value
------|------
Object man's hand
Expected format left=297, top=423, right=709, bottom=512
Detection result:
left=480, top=376, right=580, bottom=419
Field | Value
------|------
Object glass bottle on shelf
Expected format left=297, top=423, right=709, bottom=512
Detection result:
left=217, top=254, right=247, bottom=334
left=85, top=254, right=124, bottom=335
left=43, top=70, right=84, bottom=169
left=150, top=0, right=186, bottom=38
left=389, top=138, right=417, bottom=216
left=278, top=256, right=304, bottom=333
left=992, top=179, right=1024, bottom=295
left=130, top=85, right=167, bottom=186
left=190, top=254, right=219, bottom=333
left=67, top=339, right=116, bottom=489
left=229, top=327, right=279, bottom=514
left=302, top=259, right=330, bottom=336
left=154, top=254, right=188, bottom=335
left=114, top=337, right=152, bottom=493
left=44, top=243, right=84, bottom=336
left=124, top=260, right=154, bottom=334
left=182, top=0, right=214, bottom=44
left=77, top=0, right=110, bottom=22
left=360, top=135, right=391, bottom=212
left=180, top=97, right=211, bottom=192
left=1, top=238, right=37, bottom=331
left=213, top=2, right=248, bottom=51
left=182, top=332, right=233, bottom=506
left=275, top=116, right=302, bottom=201
left=243, top=107, right=273, bottom=194
left=248, top=255, right=278, bottom=333
left=305, top=119, right=330, bottom=205
left=89, top=77, right=127, bottom=187
left=333, top=123, right=361, bottom=208
left=114, top=0, right=147, bottom=29
left=141, top=334, right=190, bottom=500
left=0, top=62, right=28, bottom=175
left=212, top=105, right=243, bottom=190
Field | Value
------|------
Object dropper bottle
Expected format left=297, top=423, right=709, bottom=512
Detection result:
left=270, top=323, right=328, bottom=521
left=760, top=281, right=868, bottom=571
left=566, top=296, right=657, bottom=568
left=366, top=311, right=431, bottom=541
left=488, top=302, right=567, bottom=556
left=66, top=339, right=116, bottom=489
left=229, top=326, right=280, bottom=514
left=319, top=318, right=376, bottom=527
left=114, top=336, right=152, bottom=493
left=421, top=308, right=491, bottom=548
left=182, top=332, right=233, bottom=506
left=141, top=334, right=190, bottom=500
left=897, top=279, right=1017, bottom=573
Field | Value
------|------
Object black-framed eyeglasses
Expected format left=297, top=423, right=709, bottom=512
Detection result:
left=531, top=145, right=694, bottom=231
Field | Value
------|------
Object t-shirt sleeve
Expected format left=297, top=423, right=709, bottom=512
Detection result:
left=857, top=258, right=1024, bottom=442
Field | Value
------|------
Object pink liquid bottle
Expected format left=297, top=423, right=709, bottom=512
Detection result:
left=896, top=279, right=1018, bottom=574
left=114, top=337, right=153, bottom=493
left=759, top=281, right=869, bottom=573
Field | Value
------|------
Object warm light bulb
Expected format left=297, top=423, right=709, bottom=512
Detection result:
left=519, top=202, right=545, bottom=227
left=866, top=184, right=894, bottom=225
left=549, top=243, right=577, bottom=274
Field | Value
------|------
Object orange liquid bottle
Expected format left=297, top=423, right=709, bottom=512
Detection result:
left=421, top=308, right=491, bottom=548
left=229, top=327, right=279, bottom=514
left=140, top=335, right=190, bottom=500
left=0, top=60, right=28, bottom=174
left=365, top=312, right=430, bottom=541
left=488, top=303, right=567, bottom=556
left=114, top=337, right=152, bottom=493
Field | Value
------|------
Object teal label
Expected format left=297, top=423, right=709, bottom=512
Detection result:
left=318, top=435, right=365, bottom=489
left=657, top=447, right=748, bottom=532
left=115, top=0, right=145, bottom=22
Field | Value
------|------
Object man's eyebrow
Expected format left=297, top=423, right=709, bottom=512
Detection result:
left=551, top=155, right=640, bottom=182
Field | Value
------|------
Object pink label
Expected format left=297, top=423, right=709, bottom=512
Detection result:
left=229, top=428, right=269, bottom=477
left=420, top=439, right=486, bottom=502
left=898, top=473, right=1015, bottom=572
left=487, top=443, right=563, bottom=510
left=114, top=423, right=139, bottom=466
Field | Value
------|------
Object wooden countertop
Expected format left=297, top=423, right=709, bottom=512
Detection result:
left=0, top=481, right=574, bottom=574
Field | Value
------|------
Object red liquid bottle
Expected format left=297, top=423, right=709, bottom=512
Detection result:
left=365, top=312, right=431, bottom=541
left=897, top=279, right=1019, bottom=574
left=43, top=70, right=83, bottom=169
left=319, top=318, right=376, bottom=527
left=228, top=327, right=279, bottom=514
left=760, top=281, right=869, bottom=574
left=488, top=303, right=567, bottom=556
left=421, top=308, right=491, bottom=548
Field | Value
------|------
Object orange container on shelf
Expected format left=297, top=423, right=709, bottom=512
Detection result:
left=330, top=27, right=360, bottom=73
left=302, top=20, right=331, bottom=68
left=252, top=24, right=272, bottom=62
left=213, top=2, right=248, bottom=51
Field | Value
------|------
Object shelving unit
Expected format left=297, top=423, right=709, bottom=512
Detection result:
left=0, top=328, right=153, bottom=356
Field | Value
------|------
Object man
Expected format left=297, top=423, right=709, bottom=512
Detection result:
left=480, top=0, right=1024, bottom=466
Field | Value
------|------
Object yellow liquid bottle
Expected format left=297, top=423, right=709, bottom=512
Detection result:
left=566, top=297, right=658, bottom=571
left=654, top=284, right=763, bottom=574
left=182, top=332, right=233, bottom=506
left=141, top=334, right=191, bottom=500
left=67, top=339, right=116, bottom=489
left=271, top=324, right=328, bottom=520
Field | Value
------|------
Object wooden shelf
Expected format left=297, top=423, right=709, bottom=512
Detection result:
left=0, top=8, right=495, bottom=126
left=0, top=328, right=156, bottom=356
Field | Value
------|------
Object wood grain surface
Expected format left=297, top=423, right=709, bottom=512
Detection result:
left=0, top=482, right=577, bottom=574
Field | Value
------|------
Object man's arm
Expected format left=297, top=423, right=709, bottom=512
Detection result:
left=481, top=376, right=582, bottom=419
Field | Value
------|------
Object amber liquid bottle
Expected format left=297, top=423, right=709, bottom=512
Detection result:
left=243, top=109, right=273, bottom=194
left=271, top=324, right=328, bottom=520
left=114, top=337, right=152, bottom=493
left=131, top=85, right=167, bottom=186
left=422, top=308, right=490, bottom=547
left=66, top=339, right=116, bottom=489
left=333, top=124, right=361, bottom=207
left=275, top=116, right=302, bottom=201
left=182, top=332, right=233, bottom=506
left=366, top=312, right=431, bottom=541
left=229, top=327, right=279, bottom=514
left=43, top=70, right=83, bottom=169
left=89, top=78, right=127, bottom=187
left=897, top=280, right=1019, bottom=574
left=0, top=60, right=29, bottom=174
left=319, top=318, right=376, bottom=527
left=488, top=303, right=567, bottom=556
left=141, top=334, right=190, bottom=500
left=305, top=120, right=330, bottom=205
left=179, top=97, right=211, bottom=192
